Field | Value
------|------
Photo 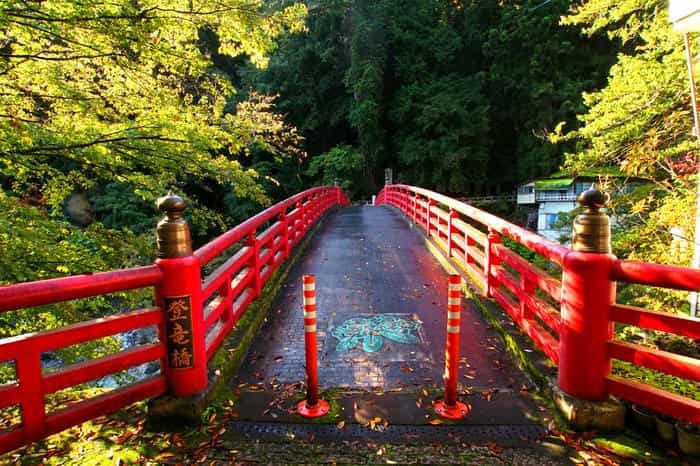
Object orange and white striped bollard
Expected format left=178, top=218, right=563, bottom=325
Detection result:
left=296, top=274, right=330, bottom=418
left=435, top=274, right=471, bottom=420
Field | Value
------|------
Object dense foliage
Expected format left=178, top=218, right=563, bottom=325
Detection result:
left=0, top=0, right=307, bottom=355
left=254, top=0, right=698, bottom=307
left=0, top=0, right=306, bottom=281
left=563, top=1, right=695, bottom=264
left=250, top=0, right=616, bottom=196
left=1, top=0, right=698, bottom=363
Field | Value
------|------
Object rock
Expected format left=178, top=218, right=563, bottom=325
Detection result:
left=64, top=192, right=94, bottom=226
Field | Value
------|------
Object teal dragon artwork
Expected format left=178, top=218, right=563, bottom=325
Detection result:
left=331, top=315, right=421, bottom=352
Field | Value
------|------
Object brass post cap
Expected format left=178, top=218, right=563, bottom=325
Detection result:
left=577, top=186, right=610, bottom=212
left=573, top=185, right=611, bottom=253
left=155, top=192, right=192, bottom=258
left=157, top=193, right=186, bottom=218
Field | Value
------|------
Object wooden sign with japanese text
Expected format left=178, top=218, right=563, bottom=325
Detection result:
left=164, top=295, right=195, bottom=370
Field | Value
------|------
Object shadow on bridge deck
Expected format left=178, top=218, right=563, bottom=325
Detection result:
left=239, top=205, right=528, bottom=392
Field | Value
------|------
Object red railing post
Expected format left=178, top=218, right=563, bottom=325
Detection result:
left=412, top=193, right=418, bottom=223
left=435, top=275, right=471, bottom=420
left=447, top=208, right=458, bottom=258
left=426, top=199, right=435, bottom=236
left=558, top=188, right=615, bottom=401
left=294, top=201, right=303, bottom=241
left=154, top=194, right=208, bottom=396
left=485, top=227, right=501, bottom=298
left=465, top=234, right=475, bottom=266
left=247, top=233, right=262, bottom=298
left=219, top=278, right=232, bottom=324
left=519, top=275, right=534, bottom=324
left=301, top=197, right=309, bottom=233
left=17, top=353, right=45, bottom=439
left=297, top=274, right=330, bottom=418
left=279, top=211, right=290, bottom=260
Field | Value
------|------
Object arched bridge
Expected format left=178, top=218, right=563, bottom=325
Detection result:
left=0, top=184, right=698, bottom=454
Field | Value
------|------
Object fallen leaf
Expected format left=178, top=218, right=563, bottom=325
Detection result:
left=429, top=418, right=443, bottom=425
left=485, top=442, right=503, bottom=455
left=171, top=433, right=185, bottom=448
left=108, top=430, right=133, bottom=445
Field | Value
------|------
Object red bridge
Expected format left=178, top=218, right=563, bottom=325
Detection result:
left=0, top=184, right=698, bottom=455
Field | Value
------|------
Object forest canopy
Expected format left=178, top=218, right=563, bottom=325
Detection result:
left=1, top=0, right=697, bottom=296
left=0, top=0, right=307, bottom=279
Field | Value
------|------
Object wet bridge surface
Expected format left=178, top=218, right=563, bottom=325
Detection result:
left=232, top=206, right=546, bottom=441
left=238, top=205, right=526, bottom=390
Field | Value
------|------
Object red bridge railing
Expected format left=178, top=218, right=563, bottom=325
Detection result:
left=0, top=185, right=348, bottom=454
left=377, top=184, right=700, bottom=424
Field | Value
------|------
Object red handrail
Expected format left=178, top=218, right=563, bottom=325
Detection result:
left=0, top=185, right=349, bottom=454
left=0, top=266, right=162, bottom=312
left=197, top=186, right=348, bottom=362
left=378, top=184, right=700, bottom=424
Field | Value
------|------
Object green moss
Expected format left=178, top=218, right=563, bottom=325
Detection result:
left=468, top=289, right=549, bottom=388
left=612, top=360, right=700, bottom=401
left=8, top=400, right=178, bottom=465
left=592, top=432, right=678, bottom=464
left=203, top=210, right=337, bottom=408
left=292, top=396, right=343, bottom=424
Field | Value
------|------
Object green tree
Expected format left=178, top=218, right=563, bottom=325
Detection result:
left=345, top=0, right=389, bottom=190
left=479, top=0, right=615, bottom=186
left=0, top=0, right=306, bottom=220
left=249, top=0, right=354, bottom=157
left=562, top=1, right=695, bottom=263
left=305, top=144, right=367, bottom=199
left=0, top=0, right=308, bottom=372
left=561, top=0, right=695, bottom=313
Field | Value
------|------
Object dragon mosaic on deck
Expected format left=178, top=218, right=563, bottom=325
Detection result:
left=331, top=314, right=421, bottom=352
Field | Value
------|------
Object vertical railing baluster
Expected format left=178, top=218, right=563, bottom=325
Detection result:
left=484, top=227, right=501, bottom=298
left=447, top=208, right=458, bottom=257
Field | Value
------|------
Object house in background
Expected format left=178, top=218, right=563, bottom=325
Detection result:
left=517, top=171, right=641, bottom=242
left=669, top=2, right=700, bottom=32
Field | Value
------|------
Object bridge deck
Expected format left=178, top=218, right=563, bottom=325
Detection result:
left=237, top=205, right=528, bottom=393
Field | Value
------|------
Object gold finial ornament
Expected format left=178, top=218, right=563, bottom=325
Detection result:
left=572, top=185, right=611, bottom=253
left=156, top=192, right=192, bottom=258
